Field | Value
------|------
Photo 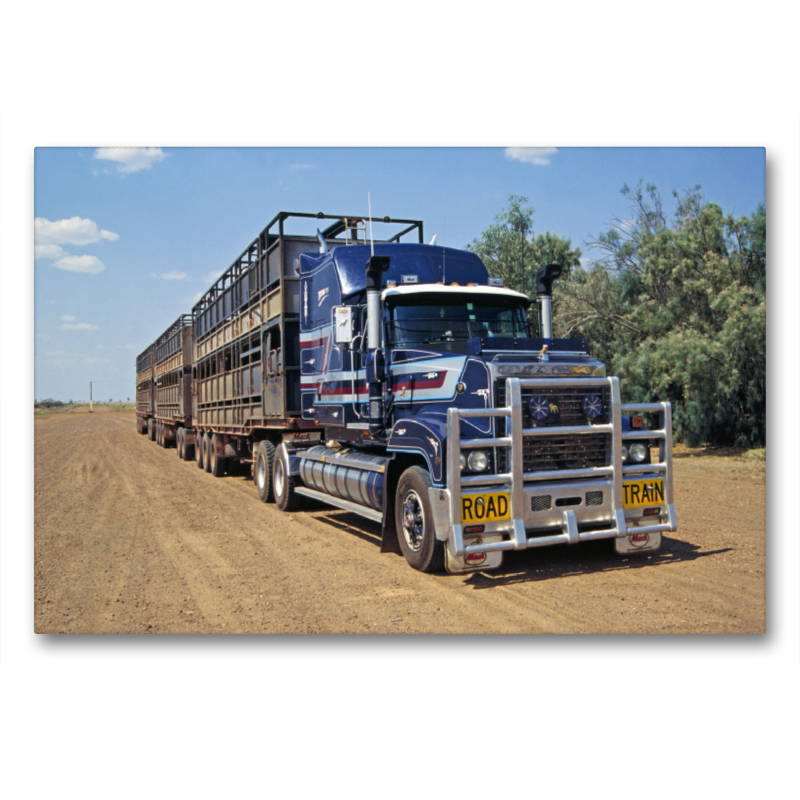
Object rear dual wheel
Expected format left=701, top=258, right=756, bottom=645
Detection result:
left=195, top=432, right=204, bottom=469
left=273, top=444, right=301, bottom=512
left=255, top=441, right=276, bottom=503
left=209, top=433, right=226, bottom=477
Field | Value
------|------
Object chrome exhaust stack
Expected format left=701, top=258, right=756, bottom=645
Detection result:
left=535, top=263, right=563, bottom=341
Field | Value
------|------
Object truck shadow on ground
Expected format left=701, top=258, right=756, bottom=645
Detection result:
left=463, top=536, right=730, bottom=589
left=293, top=504, right=727, bottom=589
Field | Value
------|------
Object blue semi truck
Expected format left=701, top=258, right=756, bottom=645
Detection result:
left=138, top=211, right=677, bottom=574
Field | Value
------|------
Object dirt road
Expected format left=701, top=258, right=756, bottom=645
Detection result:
left=34, top=409, right=766, bottom=634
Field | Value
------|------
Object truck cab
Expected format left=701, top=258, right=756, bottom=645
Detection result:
left=272, top=236, right=677, bottom=574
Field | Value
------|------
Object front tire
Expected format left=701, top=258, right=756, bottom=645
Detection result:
left=254, top=441, right=276, bottom=503
left=395, top=466, right=444, bottom=573
left=273, top=444, right=302, bottom=512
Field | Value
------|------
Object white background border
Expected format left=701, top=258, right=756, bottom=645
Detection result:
left=1, top=4, right=795, bottom=797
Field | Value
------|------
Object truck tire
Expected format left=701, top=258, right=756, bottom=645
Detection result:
left=195, top=432, right=204, bottom=468
left=156, top=421, right=162, bottom=446
left=183, top=431, right=194, bottom=462
left=210, top=433, right=226, bottom=477
left=273, top=444, right=302, bottom=512
left=148, top=418, right=156, bottom=441
left=395, top=466, right=444, bottom=573
left=177, top=428, right=184, bottom=459
left=254, top=441, right=276, bottom=503
left=203, top=432, right=212, bottom=472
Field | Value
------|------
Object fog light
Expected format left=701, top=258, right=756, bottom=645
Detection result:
left=467, top=450, right=489, bottom=471
left=621, top=445, right=629, bottom=460
left=459, top=453, right=466, bottom=470
left=630, top=443, right=648, bottom=462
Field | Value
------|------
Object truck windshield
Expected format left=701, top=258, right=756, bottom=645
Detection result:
left=387, top=296, right=529, bottom=347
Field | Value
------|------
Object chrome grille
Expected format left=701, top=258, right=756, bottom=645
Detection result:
left=497, top=433, right=609, bottom=474
left=494, top=380, right=611, bottom=427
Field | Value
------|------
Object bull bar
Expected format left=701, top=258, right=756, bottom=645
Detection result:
left=441, top=376, right=678, bottom=558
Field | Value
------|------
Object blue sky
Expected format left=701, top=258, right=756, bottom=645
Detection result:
left=34, top=146, right=765, bottom=401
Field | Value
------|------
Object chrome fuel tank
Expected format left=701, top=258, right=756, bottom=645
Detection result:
left=298, top=446, right=387, bottom=512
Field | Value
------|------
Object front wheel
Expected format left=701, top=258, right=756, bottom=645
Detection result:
left=395, top=466, right=444, bottom=573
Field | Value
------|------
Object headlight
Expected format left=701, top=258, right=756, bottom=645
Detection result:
left=621, top=445, right=629, bottom=461
left=459, top=453, right=467, bottom=471
left=629, top=443, right=648, bottom=462
left=467, top=450, right=489, bottom=472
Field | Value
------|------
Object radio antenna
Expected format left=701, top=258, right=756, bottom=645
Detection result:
left=368, top=192, right=374, bottom=257
left=442, top=215, right=447, bottom=283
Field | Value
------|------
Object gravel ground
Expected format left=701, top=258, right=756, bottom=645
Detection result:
left=34, top=409, right=766, bottom=634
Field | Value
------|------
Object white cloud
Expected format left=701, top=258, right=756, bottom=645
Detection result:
left=201, top=269, right=224, bottom=283
left=35, top=244, right=66, bottom=260
left=505, top=147, right=559, bottom=166
left=53, top=255, right=105, bottom=274
left=94, top=147, right=166, bottom=173
left=185, top=292, right=204, bottom=305
left=61, top=315, right=77, bottom=322
left=59, top=322, right=98, bottom=331
left=155, top=271, right=189, bottom=281
left=288, top=163, right=315, bottom=170
left=35, top=217, right=119, bottom=246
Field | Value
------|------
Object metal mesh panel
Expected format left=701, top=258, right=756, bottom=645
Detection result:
left=531, top=495, right=552, bottom=511
left=586, top=490, right=604, bottom=506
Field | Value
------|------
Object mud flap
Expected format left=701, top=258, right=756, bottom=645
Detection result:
left=615, top=531, right=662, bottom=554
left=444, top=535, right=504, bottom=573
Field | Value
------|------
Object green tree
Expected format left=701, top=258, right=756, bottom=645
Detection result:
left=466, top=195, right=581, bottom=300
left=558, top=182, right=765, bottom=447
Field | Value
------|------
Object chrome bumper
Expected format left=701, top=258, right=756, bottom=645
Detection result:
left=436, top=376, right=677, bottom=558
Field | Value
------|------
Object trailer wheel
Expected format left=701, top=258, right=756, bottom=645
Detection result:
left=203, top=432, right=212, bottom=472
left=195, top=432, right=204, bottom=468
left=395, top=466, right=444, bottom=573
left=177, top=428, right=184, bottom=459
left=156, top=421, right=161, bottom=446
left=181, top=430, right=194, bottom=462
left=274, top=444, right=302, bottom=512
left=254, top=441, right=276, bottom=503
left=148, top=418, right=156, bottom=441
left=210, top=434, right=226, bottom=477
